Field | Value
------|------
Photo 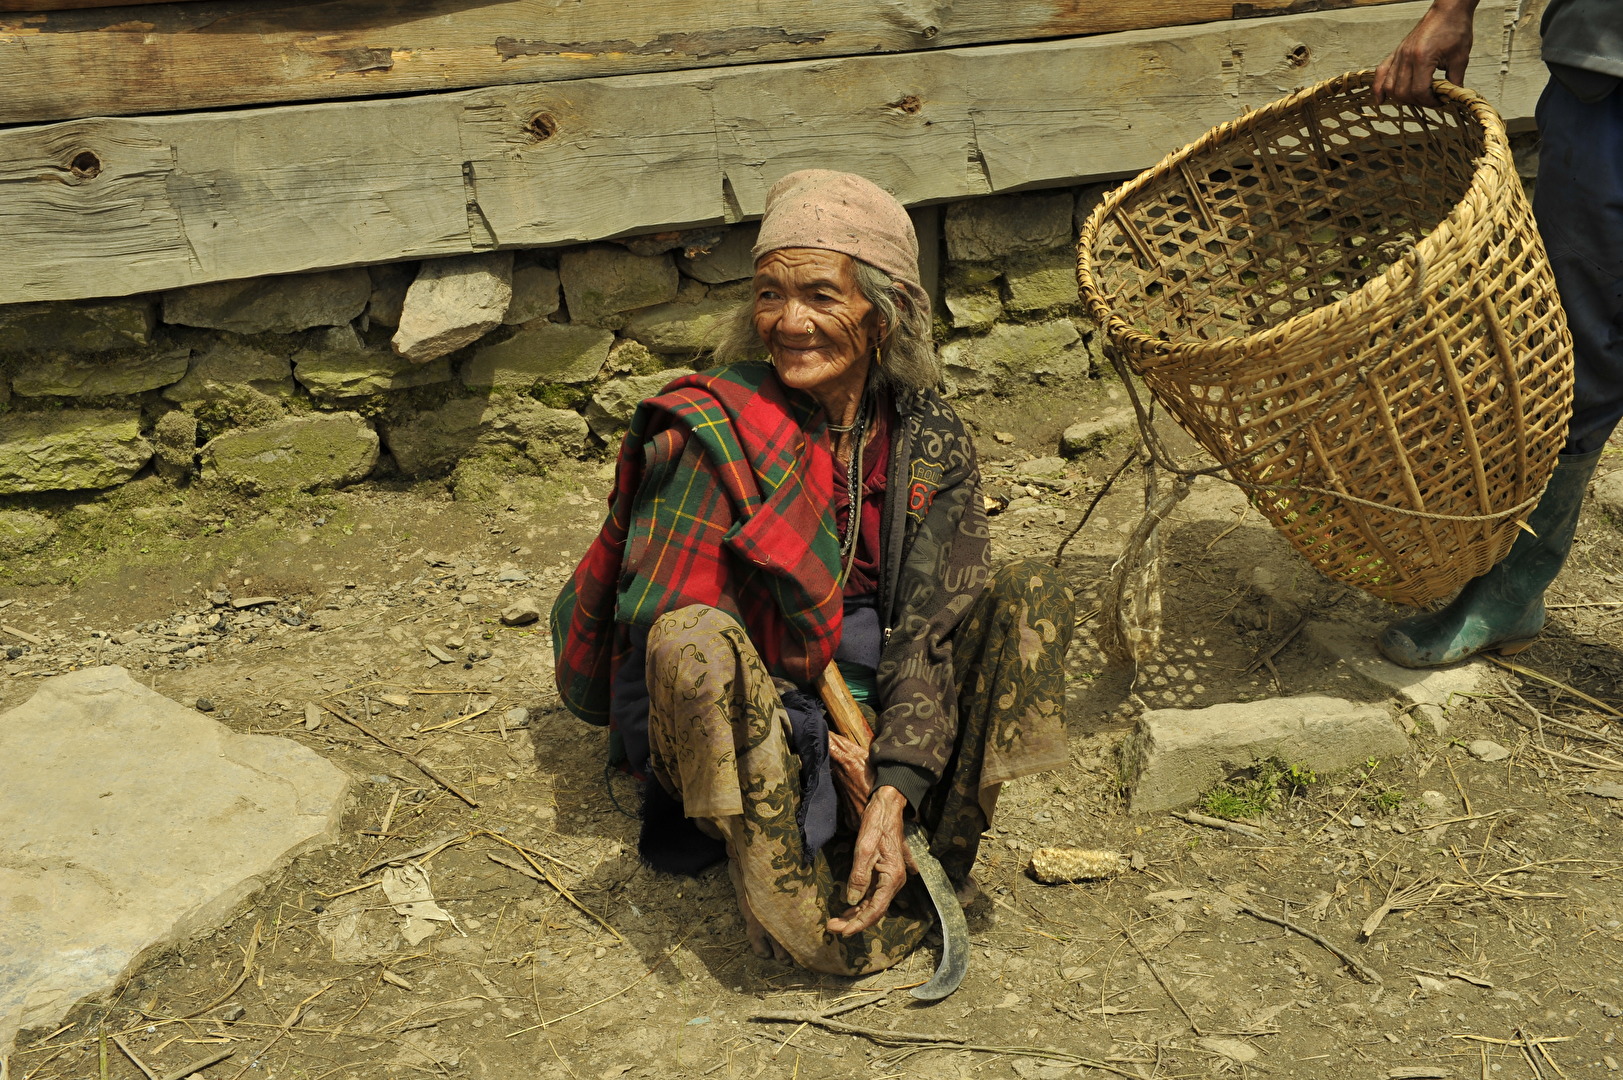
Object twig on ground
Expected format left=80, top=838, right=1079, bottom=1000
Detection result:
left=357, top=832, right=468, bottom=876
left=110, top=1037, right=158, bottom=1080
left=1444, top=753, right=1475, bottom=816
left=319, top=701, right=480, bottom=807
left=486, top=852, right=623, bottom=944
left=1487, top=657, right=1623, bottom=718
left=1242, top=614, right=1307, bottom=677
left=1176, top=812, right=1266, bottom=839
left=175, top=921, right=261, bottom=1020
left=1053, top=447, right=1139, bottom=569
left=1117, top=919, right=1202, bottom=1036
left=749, top=1011, right=961, bottom=1046
left=1229, top=899, right=1383, bottom=984
left=155, top=1048, right=235, bottom=1080
left=1360, top=874, right=1445, bottom=941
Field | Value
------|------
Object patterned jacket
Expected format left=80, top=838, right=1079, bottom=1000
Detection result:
left=871, top=385, right=991, bottom=784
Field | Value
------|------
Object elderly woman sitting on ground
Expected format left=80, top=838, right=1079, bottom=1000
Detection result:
left=552, top=170, right=1075, bottom=975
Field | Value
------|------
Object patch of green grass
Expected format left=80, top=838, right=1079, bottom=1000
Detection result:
left=1198, top=757, right=1318, bottom=820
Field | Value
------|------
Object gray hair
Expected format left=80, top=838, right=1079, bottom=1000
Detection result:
left=709, top=257, right=940, bottom=395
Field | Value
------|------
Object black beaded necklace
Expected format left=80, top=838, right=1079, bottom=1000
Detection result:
left=836, top=395, right=871, bottom=585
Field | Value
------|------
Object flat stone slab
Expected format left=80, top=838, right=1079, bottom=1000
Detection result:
left=1303, top=621, right=1488, bottom=709
left=0, top=667, right=349, bottom=1055
left=1122, top=694, right=1408, bottom=813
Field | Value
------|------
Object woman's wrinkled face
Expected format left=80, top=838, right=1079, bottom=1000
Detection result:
left=752, top=248, right=878, bottom=406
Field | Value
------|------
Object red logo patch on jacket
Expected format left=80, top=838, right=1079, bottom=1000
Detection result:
left=908, top=459, right=943, bottom=521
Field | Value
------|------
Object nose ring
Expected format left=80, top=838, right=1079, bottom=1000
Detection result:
left=804, top=321, right=814, bottom=335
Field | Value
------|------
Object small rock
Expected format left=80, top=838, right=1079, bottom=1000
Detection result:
left=586, top=369, right=693, bottom=440
left=200, top=413, right=379, bottom=493
left=940, top=320, right=1086, bottom=394
left=501, top=600, right=542, bottom=627
left=1412, top=702, right=1448, bottom=737
left=0, top=510, right=58, bottom=555
left=11, top=347, right=190, bottom=399
left=503, top=707, right=530, bottom=728
left=945, top=191, right=1074, bottom=261
left=392, top=252, right=515, bottom=364
left=1348, top=814, right=1366, bottom=827
left=161, top=337, right=295, bottom=406
left=231, top=596, right=279, bottom=610
left=378, top=692, right=412, bottom=709
left=0, top=297, right=157, bottom=354
left=304, top=702, right=324, bottom=730
left=150, top=411, right=200, bottom=481
left=460, top=322, right=614, bottom=388
left=559, top=245, right=679, bottom=325
left=425, top=644, right=456, bottom=664
left=164, top=269, right=370, bottom=334
left=1060, top=409, right=1135, bottom=458
left=457, top=593, right=480, bottom=605
left=0, top=410, right=152, bottom=495
left=1419, top=789, right=1453, bottom=812
left=677, top=224, right=759, bottom=284
left=1015, top=456, right=1067, bottom=478
left=1122, top=695, right=1408, bottom=813
left=496, top=568, right=528, bottom=582
left=993, top=431, right=1015, bottom=445
left=1591, top=468, right=1623, bottom=524
left=503, top=264, right=562, bottom=325
left=294, top=326, right=453, bottom=398
left=1468, top=739, right=1510, bottom=762
left=216, top=1004, right=247, bottom=1023
left=195, top=697, right=215, bottom=712
left=1580, top=781, right=1623, bottom=800
left=366, top=262, right=415, bottom=328
left=1003, top=248, right=1080, bottom=312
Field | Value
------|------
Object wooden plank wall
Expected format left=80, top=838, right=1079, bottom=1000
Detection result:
left=2, top=1, right=1548, bottom=304
left=0, top=0, right=1408, bottom=125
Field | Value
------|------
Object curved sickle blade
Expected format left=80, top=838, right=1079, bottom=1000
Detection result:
left=903, top=823, right=970, bottom=1001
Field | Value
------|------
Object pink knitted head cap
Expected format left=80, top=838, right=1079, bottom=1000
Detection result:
left=752, top=169, right=931, bottom=323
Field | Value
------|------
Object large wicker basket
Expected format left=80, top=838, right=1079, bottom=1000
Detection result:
left=1077, top=71, right=1573, bottom=607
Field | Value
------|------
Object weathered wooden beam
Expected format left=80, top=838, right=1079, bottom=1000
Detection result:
left=1, top=1, right=1547, bottom=305
left=0, top=0, right=1412, bottom=125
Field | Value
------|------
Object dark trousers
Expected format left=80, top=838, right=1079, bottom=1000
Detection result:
left=1535, top=72, right=1623, bottom=454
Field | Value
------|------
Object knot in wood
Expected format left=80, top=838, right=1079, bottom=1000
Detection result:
left=526, top=113, right=558, bottom=141
left=69, top=150, right=101, bottom=179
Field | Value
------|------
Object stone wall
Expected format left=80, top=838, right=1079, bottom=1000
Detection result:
left=0, top=130, right=1542, bottom=508
left=0, top=183, right=1113, bottom=508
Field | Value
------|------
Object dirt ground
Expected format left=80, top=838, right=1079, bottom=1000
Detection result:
left=5, top=376, right=1623, bottom=1080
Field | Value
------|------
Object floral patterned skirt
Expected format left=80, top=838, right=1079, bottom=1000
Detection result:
left=644, top=558, right=1075, bottom=975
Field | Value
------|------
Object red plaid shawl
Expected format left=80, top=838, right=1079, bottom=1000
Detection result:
left=551, top=362, right=845, bottom=725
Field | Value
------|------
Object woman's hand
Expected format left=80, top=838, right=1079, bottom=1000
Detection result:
left=1372, top=0, right=1478, bottom=107
left=826, top=785, right=916, bottom=937
left=828, top=731, right=873, bottom=829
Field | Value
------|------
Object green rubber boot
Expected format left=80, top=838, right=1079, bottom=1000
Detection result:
left=1377, top=449, right=1603, bottom=669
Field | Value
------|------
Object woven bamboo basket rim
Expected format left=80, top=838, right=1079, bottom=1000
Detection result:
left=1077, top=69, right=1507, bottom=374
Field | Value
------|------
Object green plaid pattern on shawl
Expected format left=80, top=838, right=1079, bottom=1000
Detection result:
left=552, top=362, right=845, bottom=725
